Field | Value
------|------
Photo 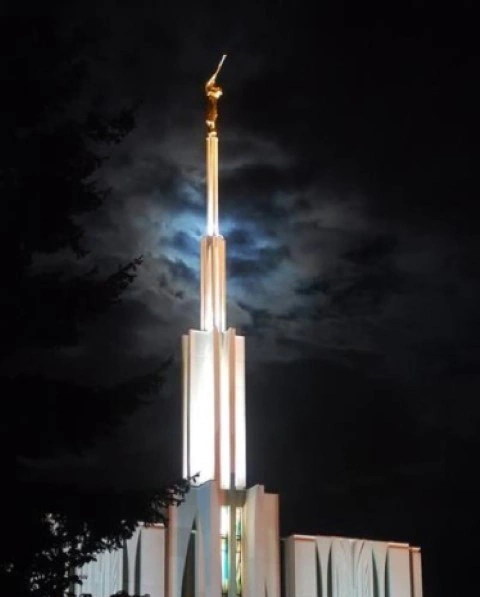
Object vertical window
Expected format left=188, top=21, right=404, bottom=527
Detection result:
left=221, top=506, right=229, bottom=595
left=221, top=506, right=243, bottom=596
left=235, top=508, right=242, bottom=595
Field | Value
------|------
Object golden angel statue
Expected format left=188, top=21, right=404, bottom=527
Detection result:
left=205, top=55, right=227, bottom=132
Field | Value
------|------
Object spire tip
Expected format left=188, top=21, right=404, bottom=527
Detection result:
left=205, top=55, right=227, bottom=133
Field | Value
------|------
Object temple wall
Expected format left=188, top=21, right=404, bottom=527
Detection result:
left=243, top=485, right=280, bottom=597
left=167, top=480, right=221, bottom=597
left=74, top=497, right=423, bottom=597
left=75, top=525, right=166, bottom=597
left=283, top=535, right=423, bottom=597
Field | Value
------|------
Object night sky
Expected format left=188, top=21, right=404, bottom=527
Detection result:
left=27, top=2, right=479, bottom=596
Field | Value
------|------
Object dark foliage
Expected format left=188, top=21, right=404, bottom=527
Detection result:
left=0, top=5, right=189, bottom=596
left=1, top=478, right=191, bottom=597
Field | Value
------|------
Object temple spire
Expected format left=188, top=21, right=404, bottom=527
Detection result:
left=205, top=55, right=226, bottom=236
left=201, top=57, right=227, bottom=330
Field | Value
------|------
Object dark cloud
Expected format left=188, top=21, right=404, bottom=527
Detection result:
left=229, top=245, right=289, bottom=279
left=295, top=277, right=330, bottom=296
left=162, top=257, right=197, bottom=287
left=236, top=303, right=272, bottom=331
left=170, top=231, right=198, bottom=256
left=226, top=227, right=252, bottom=248
left=342, top=234, right=398, bottom=266
left=222, top=164, right=294, bottom=213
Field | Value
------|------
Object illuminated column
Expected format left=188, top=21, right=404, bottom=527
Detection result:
left=201, top=132, right=226, bottom=332
left=182, top=60, right=246, bottom=490
left=207, top=133, right=219, bottom=236
left=181, top=327, right=246, bottom=488
left=200, top=234, right=226, bottom=331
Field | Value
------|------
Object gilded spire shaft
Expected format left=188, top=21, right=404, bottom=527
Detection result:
left=205, top=55, right=226, bottom=236
left=201, top=57, right=227, bottom=330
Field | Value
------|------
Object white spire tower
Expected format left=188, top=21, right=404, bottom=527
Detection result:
left=167, top=58, right=280, bottom=597
left=182, top=54, right=246, bottom=490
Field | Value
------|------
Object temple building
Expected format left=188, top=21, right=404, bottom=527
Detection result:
left=76, top=58, right=423, bottom=597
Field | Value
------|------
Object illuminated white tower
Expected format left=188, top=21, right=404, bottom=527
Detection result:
left=167, top=57, right=280, bottom=597
left=182, top=54, right=246, bottom=490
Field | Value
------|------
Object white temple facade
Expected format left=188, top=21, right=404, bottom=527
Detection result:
left=76, top=59, right=423, bottom=597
